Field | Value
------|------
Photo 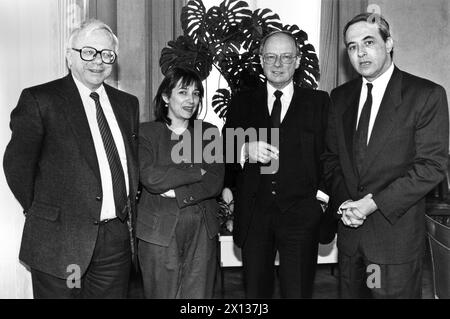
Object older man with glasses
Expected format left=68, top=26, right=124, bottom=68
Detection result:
left=3, top=19, right=139, bottom=298
left=222, top=31, right=331, bottom=298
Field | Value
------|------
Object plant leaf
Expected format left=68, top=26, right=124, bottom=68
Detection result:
left=212, top=88, right=232, bottom=119
left=241, top=8, right=283, bottom=51
left=159, top=36, right=213, bottom=80
left=282, top=24, right=308, bottom=44
left=181, top=0, right=209, bottom=45
left=218, top=52, right=264, bottom=93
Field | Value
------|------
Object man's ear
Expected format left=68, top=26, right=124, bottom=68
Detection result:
left=65, top=48, right=72, bottom=68
left=295, top=55, right=301, bottom=70
left=386, top=37, right=394, bottom=54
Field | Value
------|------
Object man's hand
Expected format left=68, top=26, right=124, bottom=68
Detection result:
left=340, top=194, right=378, bottom=228
left=341, top=193, right=377, bottom=217
left=341, top=208, right=365, bottom=228
left=246, top=141, right=279, bottom=164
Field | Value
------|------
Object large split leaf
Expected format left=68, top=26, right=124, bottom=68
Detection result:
left=241, top=8, right=283, bottom=52
left=181, top=0, right=209, bottom=45
left=160, top=36, right=213, bottom=80
left=212, top=88, right=232, bottom=119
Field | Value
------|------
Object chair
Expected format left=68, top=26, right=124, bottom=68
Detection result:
left=425, top=209, right=450, bottom=299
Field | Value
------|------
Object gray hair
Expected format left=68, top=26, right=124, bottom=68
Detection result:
left=66, top=19, right=119, bottom=53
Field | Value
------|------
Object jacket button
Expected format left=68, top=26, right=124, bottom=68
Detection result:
left=183, top=199, right=188, bottom=204
left=358, top=186, right=365, bottom=192
left=96, top=196, right=102, bottom=201
left=189, top=196, right=194, bottom=201
left=93, top=220, right=99, bottom=225
left=271, top=191, right=276, bottom=195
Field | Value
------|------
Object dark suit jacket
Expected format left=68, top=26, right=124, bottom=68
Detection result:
left=223, top=84, right=330, bottom=247
left=323, top=66, right=449, bottom=264
left=3, top=74, right=140, bottom=278
left=137, top=121, right=224, bottom=247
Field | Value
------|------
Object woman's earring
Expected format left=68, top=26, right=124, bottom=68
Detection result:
left=165, top=103, right=169, bottom=108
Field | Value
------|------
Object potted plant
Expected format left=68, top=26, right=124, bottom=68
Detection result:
left=159, top=0, right=320, bottom=120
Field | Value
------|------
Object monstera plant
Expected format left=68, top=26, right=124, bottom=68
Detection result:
left=159, top=0, right=320, bottom=120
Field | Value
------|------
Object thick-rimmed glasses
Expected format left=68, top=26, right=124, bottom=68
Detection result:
left=261, top=53, right=298, bottom=65
left=72, top=47, right=117, bottom=64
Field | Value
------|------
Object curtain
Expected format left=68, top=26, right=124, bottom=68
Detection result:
left=89, top=0, right=186, bottom=122
left=115, top=0, right=186, bottom=122
left=319, top=0, right=368, bottom=93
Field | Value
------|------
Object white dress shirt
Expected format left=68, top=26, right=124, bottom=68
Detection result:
left=73, top=76, right=129, bottom=220
left=356, top=62, right=395, bottom=144
left=267, top=81, right=294, bottom=123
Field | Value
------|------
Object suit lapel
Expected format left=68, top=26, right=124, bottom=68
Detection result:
left=57, top=75, right=101, bottom=182
left=361, top=67, right=403, bottom=176
left=281, top=87, right=299, bottom=128
left=341, top=78, right=362, bottom=176
left=104, top=84, right=138, bottom=195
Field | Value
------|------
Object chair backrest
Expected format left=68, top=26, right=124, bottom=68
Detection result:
left=426, top=213, right=450, bottom=299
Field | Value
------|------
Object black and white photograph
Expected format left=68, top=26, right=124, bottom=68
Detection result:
left=0, top=0, right=449, bottom=306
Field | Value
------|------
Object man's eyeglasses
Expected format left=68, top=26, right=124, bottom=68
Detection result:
left=261, top=53, right=298, bottom=65
left=72, top=47, right=117, bottom=64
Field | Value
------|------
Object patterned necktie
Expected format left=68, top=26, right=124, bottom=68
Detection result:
left=90, top=92, right=128, bottom=221
left=271, top=90, right=283, bottom=128
left=354, top=83, right=373, bottom=175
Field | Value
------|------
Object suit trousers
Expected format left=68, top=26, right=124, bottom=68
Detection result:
left=31, top=218, right=132, bottom=299
left=338, top=248, right=423, bottom=299
left=138, top=208, right=217, bottom=299
left=241, top=199, right=321, bottom=298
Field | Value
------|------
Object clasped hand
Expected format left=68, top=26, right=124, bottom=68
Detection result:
left=340, top=193, right=377, bottom=228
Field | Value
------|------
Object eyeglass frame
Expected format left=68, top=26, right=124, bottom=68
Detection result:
left=71, top=46, right=117, bottom=64
left=260, top=53, right=299, bottom=65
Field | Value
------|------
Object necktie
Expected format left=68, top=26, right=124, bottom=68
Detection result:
left=90, top=92, right=128, bottom=221
left=271, top=90, right=283, bottom=128
left=354, top=83, right=373, bottom=175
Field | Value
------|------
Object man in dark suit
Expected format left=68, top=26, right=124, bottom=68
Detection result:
left=3, top=19, right=139, bottom=298
left=222, top=31, right=330, bottom=298
left=323, top=13, right=449, bottom=298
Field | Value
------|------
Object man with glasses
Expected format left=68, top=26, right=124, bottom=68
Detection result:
left=3, top=19, right=139, bottom=298
left=222, top=30, right=331, bottom=298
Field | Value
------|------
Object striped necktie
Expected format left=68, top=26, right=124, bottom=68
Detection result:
left=90, top=92, right=128, bottom=221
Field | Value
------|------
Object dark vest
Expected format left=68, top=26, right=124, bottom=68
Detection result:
left=255, top=100, right=318, bottom=212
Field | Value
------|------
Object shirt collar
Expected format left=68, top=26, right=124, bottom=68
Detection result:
left=266, top=81, right=294, bottom=100
left=72, top=74, right=105, bottom=98
left=362, top=62, right=395, bottom=88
